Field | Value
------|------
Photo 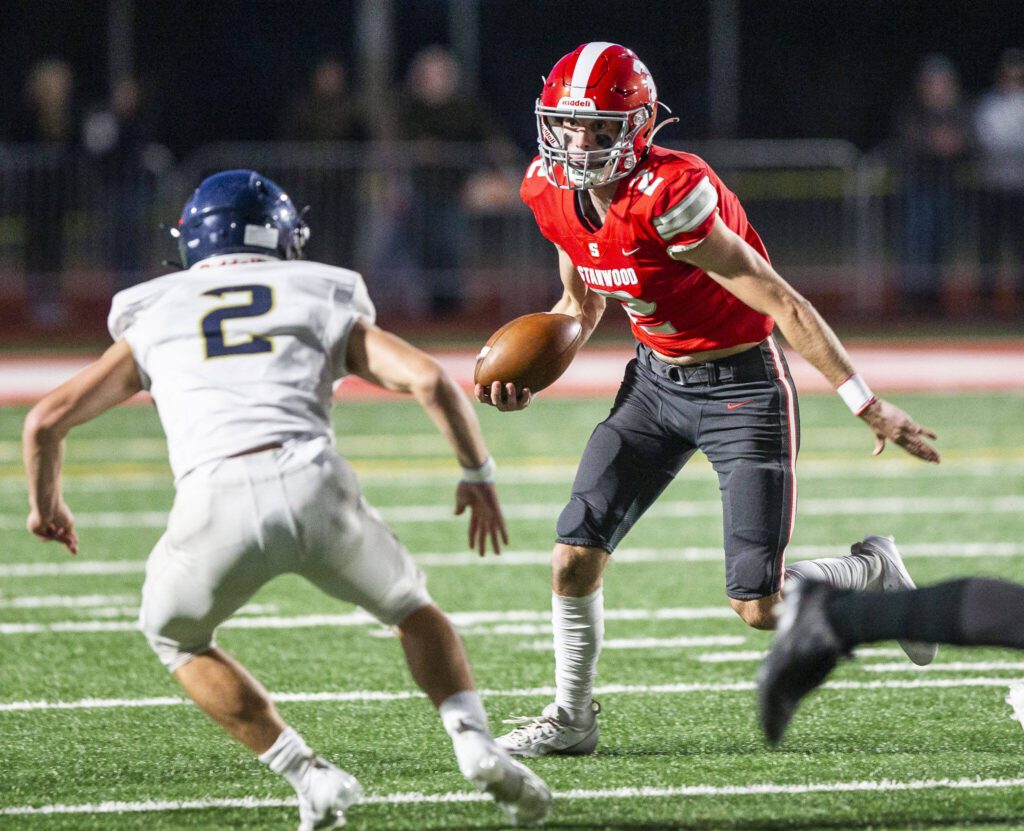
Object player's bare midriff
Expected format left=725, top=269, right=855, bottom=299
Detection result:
left=650, top=340, right=761, bottom=366
left=229, top=442, right=283, bottom=458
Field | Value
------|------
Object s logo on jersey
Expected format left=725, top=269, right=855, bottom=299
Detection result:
left=588, top=242, right=600, bottom=258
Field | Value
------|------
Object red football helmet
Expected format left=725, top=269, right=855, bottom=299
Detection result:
left=536, top=42, right=659, bottom=189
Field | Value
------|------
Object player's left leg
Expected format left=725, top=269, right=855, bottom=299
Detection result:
left=145, top=447, right=363, bottom=831
left=173, top=648, right=362, bottom=831
left=705, top=340, right=934, bottom=662
left=174, top=647, right=285, bottom=752
left=699, top=339, right=801, bottom=627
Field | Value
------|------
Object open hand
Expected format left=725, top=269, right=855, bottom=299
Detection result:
left=454, top=481, right=509, bottom=555
left=859, top=398, right=940, bottom=463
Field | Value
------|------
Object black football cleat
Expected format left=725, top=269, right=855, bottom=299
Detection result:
left=758, top=580, right=851, bottom=746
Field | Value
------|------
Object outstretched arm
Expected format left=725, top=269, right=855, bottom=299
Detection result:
left=345, top=319, right=508, bottom=554
left=23, top=339, right=144, bottom=553
left=475, top=243, right=606, bottom=412
left=678, top=219, right=939, bottom=463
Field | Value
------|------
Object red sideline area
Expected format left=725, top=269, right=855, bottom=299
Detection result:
left=2, top=342, right=1022, bottom=405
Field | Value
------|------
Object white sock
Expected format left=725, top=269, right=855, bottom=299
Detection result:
left=439, top=690, right=490, bottom=736
left=258, top=726, right=314, bottom=790
left=439, top=691, right=493, bottom=779
left=785, top=549, right=882, bottom=592
left=553, top=589, right=603, bottom=723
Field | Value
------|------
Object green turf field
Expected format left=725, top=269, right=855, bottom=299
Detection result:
left=2, top=391, right=1024, bottom=830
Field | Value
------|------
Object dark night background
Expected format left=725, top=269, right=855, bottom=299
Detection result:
left=4, top=1, right=1024, bottom=156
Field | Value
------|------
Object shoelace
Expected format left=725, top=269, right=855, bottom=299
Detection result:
left=500, top=714, right=562, bottom=743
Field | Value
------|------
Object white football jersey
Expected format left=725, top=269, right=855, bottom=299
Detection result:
left=108, top=254, right=375, bottom=481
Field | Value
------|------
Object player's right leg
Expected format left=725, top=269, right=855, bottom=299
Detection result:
left=496, top=543, right=607, bottom=758
left=498, top=359, right=695, bottom=758
left=397, top=605, right=552, bottom=826
left=294, top=444, right=551, bottom=825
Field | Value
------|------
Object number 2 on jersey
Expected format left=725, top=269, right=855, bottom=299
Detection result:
left=589, top=288, right=678, bottom=335
left=200, top=284, right=274, bottom=358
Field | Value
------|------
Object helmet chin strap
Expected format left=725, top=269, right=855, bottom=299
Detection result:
left=566, top=157, right=619, bottom=189
left=646, top=116, right=680, bottom=146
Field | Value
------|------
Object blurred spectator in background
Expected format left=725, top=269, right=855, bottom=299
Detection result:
left=893, top=55, right=968, bottom=313
left=280, top=57, right=369, bottom=143
left=380, top=46, right=518, bottom=315
left=279, top=57, right=368, bottom=268
left=974, top=48, right=1024, bottom=312
left=11, top=59, right=77, bottom=328
left=82, top=77, right=167, bottom=290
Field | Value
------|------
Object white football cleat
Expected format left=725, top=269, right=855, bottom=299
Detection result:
left=297, top=757, right=363, bottom=831
left=855, top=534, right=938, bottom=666
left=459, top=732, right=553, bottom=826
left=496, top=701, right=600, bottom=758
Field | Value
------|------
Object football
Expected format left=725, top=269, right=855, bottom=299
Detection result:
left=474, top=312, right=583, bottom=394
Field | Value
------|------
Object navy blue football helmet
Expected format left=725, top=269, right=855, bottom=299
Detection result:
left=175, top=170, right=309, bottom=267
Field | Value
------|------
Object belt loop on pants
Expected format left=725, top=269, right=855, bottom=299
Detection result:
left=665, top=362, right=717, bottom=386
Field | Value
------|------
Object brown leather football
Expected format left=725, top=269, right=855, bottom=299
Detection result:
left=474, top=312, right=583, bottom=393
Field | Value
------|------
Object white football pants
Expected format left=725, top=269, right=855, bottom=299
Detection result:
left=140, top=437, right=431, bottom=670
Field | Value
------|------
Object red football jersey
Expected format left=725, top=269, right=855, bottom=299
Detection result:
left=520, top=146, right=775, bottom=356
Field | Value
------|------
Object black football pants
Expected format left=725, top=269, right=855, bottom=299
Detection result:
left=556, top=338, right=800, bottom=600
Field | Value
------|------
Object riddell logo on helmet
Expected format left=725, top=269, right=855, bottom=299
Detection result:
left=558, top=97, right=596, bottom=108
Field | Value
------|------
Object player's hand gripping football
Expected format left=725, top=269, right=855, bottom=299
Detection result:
left=455, top=481, right=510, bottom=555
left=27, top=500, right=79, bottom=554
left=859, top=398, right=940, bottom=463
left=474, top=381, right=533, bottom=412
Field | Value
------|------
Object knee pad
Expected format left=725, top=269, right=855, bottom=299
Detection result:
left=369, top=569, right=433, bottom=627
left=556, top=497, right=614, bottom=550
left=144, top=629, right=214, bottom=673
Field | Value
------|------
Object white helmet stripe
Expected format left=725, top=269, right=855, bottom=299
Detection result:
left=569, top=42, right=616, bottom=96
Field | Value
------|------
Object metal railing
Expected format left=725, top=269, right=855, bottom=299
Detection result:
left=0, top=138, right=1014, bottom=328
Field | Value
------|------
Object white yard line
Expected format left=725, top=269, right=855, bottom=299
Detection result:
left=5, top=541, right=1024, bottom=579
left=523, top=635, right=746, bottom=651
left=0, top=560, right=147, bottom=577
left=2, top=495, right=1023, bottom=529
left=0, top=606, right=737, bottom=635
left=2, top=457, right=1022, bottom=493
left=698, top=648, right=905, bottom=663
left=0, top=594, right=136, bottom=609
left=864, top=661, right=1024, bottom=673
left=3, top=775, right=1024, bottom=816
left=2, top=677, right=1020, bottom=713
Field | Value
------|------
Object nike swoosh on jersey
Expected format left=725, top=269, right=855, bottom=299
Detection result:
left=726, top=401, right=752, bottom=410
left=622, top=246, right=641, bottom=256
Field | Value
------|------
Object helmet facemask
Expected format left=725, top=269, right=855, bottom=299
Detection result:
left=536, top=103, right=653, bottom=190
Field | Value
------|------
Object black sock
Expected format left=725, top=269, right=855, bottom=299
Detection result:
left=824, top=578, right=1024, bottom=649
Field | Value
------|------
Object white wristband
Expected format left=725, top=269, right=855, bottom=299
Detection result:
left=461, top=457, right=496, bottom=484
left=837, top=374, right=877, bottom=416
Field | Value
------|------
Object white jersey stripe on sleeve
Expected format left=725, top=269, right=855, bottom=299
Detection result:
left=569, top=42, right=616, bottom=96
left=652, top=176, right=718, bottom=240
